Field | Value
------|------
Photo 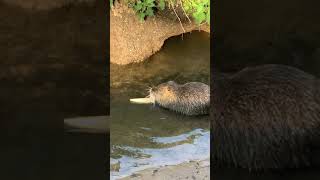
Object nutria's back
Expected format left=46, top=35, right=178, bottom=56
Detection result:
left=212, top=64, right=320, bottom=169
left=150, top=81, right=209, bottom=116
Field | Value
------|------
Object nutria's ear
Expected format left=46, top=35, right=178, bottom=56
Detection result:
left=168, top=81, right=175, bottom=84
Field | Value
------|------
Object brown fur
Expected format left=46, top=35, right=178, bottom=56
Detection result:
left=211, top=64, right=320, bottom=170
left=149, top=81, right=210, bottom=116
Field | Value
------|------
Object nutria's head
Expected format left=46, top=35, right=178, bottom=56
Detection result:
left=148, top=81, right=179, bottom=106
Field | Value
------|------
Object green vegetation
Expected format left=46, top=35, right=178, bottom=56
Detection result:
left=110, top=0, right=210, bottom=25
left=182, top=0, right=210, bottom=24
left=132, top=0, right=157, bottom=21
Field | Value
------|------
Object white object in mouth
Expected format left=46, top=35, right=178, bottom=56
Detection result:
left=129, top=98, right=153, bottom=104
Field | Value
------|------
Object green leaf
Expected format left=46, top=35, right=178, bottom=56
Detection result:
left=196, top=5, right=204, bottom=13
left=138, top=12, right=146, bottom=21
left=198, top=12, right=206, bottom=22
left=158, top=0, right=165, bottom=10
left=193, top=11, right=206, bottom=24
left=206, top=11, right=210, bottom=24
left=134, top=3, right=142, bottom=11
left=146, top=7, right=154, bottom=16
left=141, top=5, right=146, bottom=12
left=148, top=2, right=155, bottom=7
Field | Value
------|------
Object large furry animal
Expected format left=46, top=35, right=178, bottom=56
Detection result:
left=211, top=64, right=320, bottom=170
left=149, top=81, right=210, bottom=116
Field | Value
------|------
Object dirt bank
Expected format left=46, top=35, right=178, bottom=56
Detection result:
left=110, top=2, right=210, bottom=65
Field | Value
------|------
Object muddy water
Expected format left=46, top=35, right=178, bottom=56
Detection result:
left=0, top=1, right=107, bottom=179
left=110, top=31, right=210, bottom=179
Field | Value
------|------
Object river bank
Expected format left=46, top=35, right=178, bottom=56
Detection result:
left=119, top=158, right=210, bottom=180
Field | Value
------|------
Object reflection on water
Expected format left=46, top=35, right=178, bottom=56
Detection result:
left=110, top=31, right=210, bottom=179
left=112, top=130, right=209, bottom=179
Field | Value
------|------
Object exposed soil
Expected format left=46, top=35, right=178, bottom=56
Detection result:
left=110, top=2, right=210, bottom=65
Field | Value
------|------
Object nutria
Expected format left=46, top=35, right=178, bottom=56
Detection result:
left=148, top=81, right=210, bottom=116
left=211, top=64, right=320, bottom=170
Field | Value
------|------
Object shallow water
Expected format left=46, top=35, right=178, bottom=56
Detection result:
left=110, top=31, right=210, bottom=179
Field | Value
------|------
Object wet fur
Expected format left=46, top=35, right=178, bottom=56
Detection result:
left=150, top=81, right=210, bottom=116
left=211, top=64, right=320, bottom=170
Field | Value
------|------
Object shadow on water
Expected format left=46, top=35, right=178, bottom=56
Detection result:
left=110, top=31, right=210, bottom=179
